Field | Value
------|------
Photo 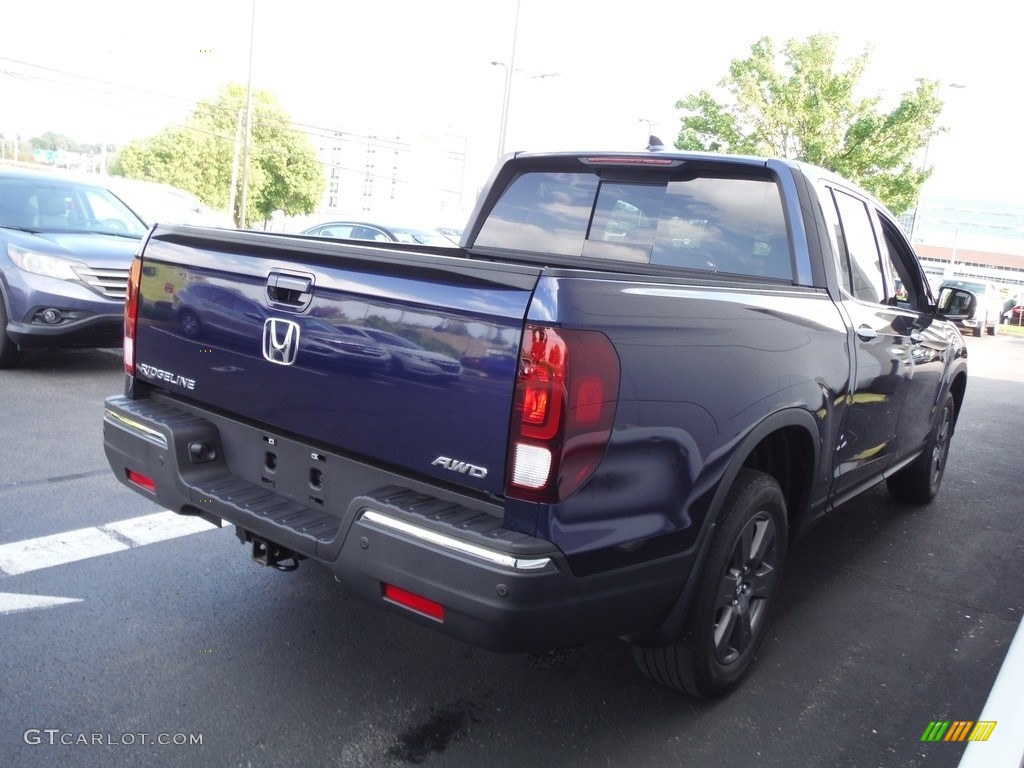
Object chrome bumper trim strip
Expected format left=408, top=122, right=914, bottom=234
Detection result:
left=104, top=408, right=168, bottom=449
left=361, top=509, right=552, bottom=571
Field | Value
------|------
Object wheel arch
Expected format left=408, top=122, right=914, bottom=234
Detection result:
left=631, top=407, right=820, bottom=645
left=948, top=370, right=967, bottom=434
left=734, top=413, right=820, bottom=542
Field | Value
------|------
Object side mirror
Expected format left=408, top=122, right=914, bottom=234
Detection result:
left=936, top=287, right=977, bottom=321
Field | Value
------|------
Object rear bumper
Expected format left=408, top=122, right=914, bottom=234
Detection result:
left=102, top=393, right=687, bottom=652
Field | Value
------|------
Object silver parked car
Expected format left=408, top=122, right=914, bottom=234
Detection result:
left=301, top=221, right=456, bottom=247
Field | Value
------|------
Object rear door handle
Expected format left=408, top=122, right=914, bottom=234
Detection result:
left=856, top=324, right=878, bottom=342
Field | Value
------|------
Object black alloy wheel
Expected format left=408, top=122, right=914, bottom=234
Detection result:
left=633, top=468, right=787, bottom=697
left=886, top=391, right=956, bottom=503
left=712, top=508, right=779, bottom=666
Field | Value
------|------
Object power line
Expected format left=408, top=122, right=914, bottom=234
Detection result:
left=0, top=56, right=418, bottom=148
left=0, top=56, right=466, bottom=187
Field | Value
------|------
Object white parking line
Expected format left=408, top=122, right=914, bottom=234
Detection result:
left=0, top=593, right=83, bottom=615
left=102, top=510, right=216, bottom=547
left=0, top=511, right=217, bottom=578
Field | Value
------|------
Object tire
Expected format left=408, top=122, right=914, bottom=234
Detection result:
left=0, top=292, right=22, bottom=369
left=886, top=391, right=956, bottom=503
left=987, top=321, right=997, bottom=337
left=632, top=468, right=787, bottom=697
left=972, top=325, right=982, bottom=338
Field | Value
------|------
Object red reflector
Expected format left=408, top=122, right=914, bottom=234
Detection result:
left=126, top=469, right=155, bottom=494
left=383, top=583, right=445, bottom=622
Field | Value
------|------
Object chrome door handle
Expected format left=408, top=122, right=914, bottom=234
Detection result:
left=856, top=325, right=877, bottom=342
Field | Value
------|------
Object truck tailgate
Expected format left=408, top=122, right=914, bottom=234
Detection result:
left=133, top=226, right=541, bottom=497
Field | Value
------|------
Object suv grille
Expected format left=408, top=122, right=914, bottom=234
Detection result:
left=74, top=266, right=130, bottom=301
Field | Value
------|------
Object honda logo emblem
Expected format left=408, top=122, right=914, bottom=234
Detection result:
left=262, top=319, right=300, bottom=365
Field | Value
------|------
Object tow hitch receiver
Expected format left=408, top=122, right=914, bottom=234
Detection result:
left=236, top=527, right=303, bottom=572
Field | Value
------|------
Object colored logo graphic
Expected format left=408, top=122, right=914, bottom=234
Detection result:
left=921, top=721, right=997, bottom=742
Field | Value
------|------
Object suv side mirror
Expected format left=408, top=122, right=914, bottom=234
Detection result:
left=936, top=287, right=977, bottom=320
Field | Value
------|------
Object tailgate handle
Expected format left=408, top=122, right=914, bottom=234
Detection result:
left=267, top=272, right=313, bottom=309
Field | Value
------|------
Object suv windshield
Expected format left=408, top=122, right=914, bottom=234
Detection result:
left=0, top=176, right=148, bottom=237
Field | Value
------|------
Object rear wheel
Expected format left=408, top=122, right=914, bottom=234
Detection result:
left=0, top=293, right=22, bottom=368
left=633, top=468, right=787, bottom=697
left=886, top=391, right=955, bottom=503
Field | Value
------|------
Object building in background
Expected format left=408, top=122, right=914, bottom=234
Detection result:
left=900, top=195, right=1024, bottom=292
left=301, top=126, right=468, bottom=233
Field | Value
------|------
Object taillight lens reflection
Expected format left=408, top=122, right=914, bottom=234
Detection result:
left=123, top=257, right=142, bottom=376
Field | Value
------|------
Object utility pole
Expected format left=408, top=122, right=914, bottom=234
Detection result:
left=238, top=0, right=256, bottom=229
left=228, top=109, right=243, bottom=223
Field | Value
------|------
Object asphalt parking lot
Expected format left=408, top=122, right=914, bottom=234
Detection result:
left=1, top=336, right=1022, bottom=768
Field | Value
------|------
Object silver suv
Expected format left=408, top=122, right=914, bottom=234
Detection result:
left=0, top=168, right=147, bottom=367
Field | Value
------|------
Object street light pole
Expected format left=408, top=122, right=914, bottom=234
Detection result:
left=909, top=82, right=967, bottom=245
left=494, top=0, right=521, bottom=158
left=491, top=61, right=510, bottom=158
left=638, top=118, right=657, bottom=143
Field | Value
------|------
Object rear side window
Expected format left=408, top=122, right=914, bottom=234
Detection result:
left=827, top=189, right=885, bottom=303
left=475, top=169, right=793, bottom=280
left=822, top=185, right=925, bottom=310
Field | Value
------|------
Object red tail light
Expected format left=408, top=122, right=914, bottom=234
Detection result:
left=506, top=325, right=619, bottom=503
left=123, top=257, right=142, bottom=376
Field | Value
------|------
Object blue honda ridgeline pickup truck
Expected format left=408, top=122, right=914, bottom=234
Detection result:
left=103, top=148, right=969, bottom=697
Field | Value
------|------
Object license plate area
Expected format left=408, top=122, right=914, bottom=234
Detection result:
left=214, top=423, right=340, bottom=513
left=257, top=433, right=331, bottom=508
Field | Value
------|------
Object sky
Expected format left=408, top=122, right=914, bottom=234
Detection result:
left=2, top=0, right=1022, bottom=211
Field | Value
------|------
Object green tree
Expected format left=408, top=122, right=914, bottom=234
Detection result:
left=674, top=34, right=944, bottom=214
left=28, top=132, right=101, bottom=155
left=114, top=127, right=227, bottom=206
left=111, top=84, right=325, bottom=227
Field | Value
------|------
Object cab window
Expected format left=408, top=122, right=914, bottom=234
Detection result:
left=822, top=185, right=926, bottom=310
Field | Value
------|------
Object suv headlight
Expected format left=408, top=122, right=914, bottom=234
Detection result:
left=7, top=245, right=85, bottom=280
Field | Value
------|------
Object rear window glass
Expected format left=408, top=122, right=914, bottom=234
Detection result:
left=475, top=172, right=598, bottom=256
left=475, top=170, right=792, bottom=280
